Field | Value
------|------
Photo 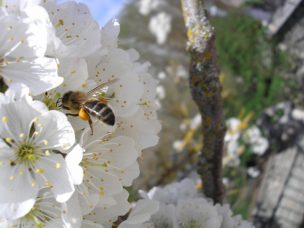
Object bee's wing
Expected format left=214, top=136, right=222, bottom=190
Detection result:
left=87, top=79, right=119, bottom=97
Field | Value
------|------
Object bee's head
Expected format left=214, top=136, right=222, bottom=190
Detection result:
left=58, top=91, right=73, bottom=110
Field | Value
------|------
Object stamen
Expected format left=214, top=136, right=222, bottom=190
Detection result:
left=2, top=116, right=8, bottom=123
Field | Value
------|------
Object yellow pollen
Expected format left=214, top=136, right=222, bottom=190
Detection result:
left=55, top=19, right=64, bottom=28
left=2, top=116, right=8, bottom=123
left=9, top=175, right=15, bottom=181
left=35, top=168, right=45, bottom=174
left=19, top=133, right=25, bottom=138
left=45, top=150, right=50, bottom=156
left=62, top=144, right=70, bottom=150
left=31, top=181, right=37, bottom=187
left=33, top=117, right=39, bottom=122
left=27, top=154, right=37, bottom=161
left=45, top=181, right=53, bottom=188
left=42, top=140, right=48, bottom=146
left=5, top=138, right=12, bottom=143
left=55, top=163, right=61, bottom=169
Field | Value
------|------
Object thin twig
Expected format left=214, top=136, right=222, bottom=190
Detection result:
left=181, top=0, right=226, bottom=203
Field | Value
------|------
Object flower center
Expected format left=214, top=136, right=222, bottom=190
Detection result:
left=43, top=92, right=62, bottom=110
left=17, top=143, right=38, bottom=164
left=23, top=205, right=47, bottom=228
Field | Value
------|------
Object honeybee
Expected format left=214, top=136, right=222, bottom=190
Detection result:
left=57, top=79, right=118, bottom=135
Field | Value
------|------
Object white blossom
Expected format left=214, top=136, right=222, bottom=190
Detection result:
left=0, top=87, right=76, bottom=219
left=2, top=190, right=70, bottom=227
left=119, top=199, right=159, bottom=228
left=0, top=6, right=62, bottom=95
left=138, top=179, right=253, bottom=228
left=149, top=12, right=172, bottom=45
left=41, top=0, right=101, bottom=58
left=0, top=0, right=161, bottom=226
left=138, top=0, right=161, bottom=15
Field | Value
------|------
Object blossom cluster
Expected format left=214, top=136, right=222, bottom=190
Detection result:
left=224, top=117, right=269, bottom=168
left=138, top=0, right=172, bottom=45
left=0, top=0, right=160, bottom=227
left=122, top=178, right=254, bottom=228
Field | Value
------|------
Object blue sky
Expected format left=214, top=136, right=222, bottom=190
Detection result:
left=64, top=0, right=128, bottom=25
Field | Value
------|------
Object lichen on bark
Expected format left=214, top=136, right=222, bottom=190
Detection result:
left=181, top=0, right=226, bottom=203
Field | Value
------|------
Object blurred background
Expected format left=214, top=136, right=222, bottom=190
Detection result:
left=81, top=0, right=304, bottom=227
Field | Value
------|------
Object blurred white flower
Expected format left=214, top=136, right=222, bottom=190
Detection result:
left=225, top=118, right=241, bottom=142
left=140, top=178, right=199, bottom=205
left=138, top=0, right=161, bottom=15
left=251, top=137, right=268, bottom=155
left=149, top=12, right=172, bottom=45
left=173, top=140, right=183, bottom=152
left=138, top=178, right=253, bottom=228
left=0, top=88, right=76, bottom=219
left=176, top=65, right=188, bottom=79
left=243, top=126, right=261, bottom=143
left=150, top=203, right=177, bottom=228
left=216, top=204, right=254, bottom=228
left=190, top=114, right=202, bottom=129
left=119, top=199, right=159, bottom=228
left=292, top=109, right=304, bottom=121
left=157, top=71, right=166, bottom=80
left=177, top=198, right=222, bottom=228
left=244, top=125, right=268, bottom=155
left=156, top=85, right=166, bottom=100
left=247, top=167, right=260, bottom=178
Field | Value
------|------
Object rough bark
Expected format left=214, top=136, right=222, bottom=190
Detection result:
left=181, top=0, right=226, bottom=203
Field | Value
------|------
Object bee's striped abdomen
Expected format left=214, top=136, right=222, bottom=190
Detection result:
left=83, top=100, right=115, bottom=126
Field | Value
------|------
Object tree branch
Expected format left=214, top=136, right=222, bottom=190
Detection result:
left=181, top=0, right=226, bottom=203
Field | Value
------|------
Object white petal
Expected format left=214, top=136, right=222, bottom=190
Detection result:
left=0, top=199, right=36, bottom=221
left=112, top=161, right=140, bottom=187
left=57, top=58, right=89, bottom=93
left=84, top=189, right=131, bottom=226
left=36, top=154, right=74, bottom=203
left=82, top=220, right=104, bottom=228
left=3, top=57, right=63, bottom=96
left=62, top=192, right=82, bottom=228
left=85, top=167, right=123, bottom=199
left=0, top=139, right=14, bottom=159
left=0, top=98, right=42, bottom=140
left=4, top=83, right=30, bottom=100
left=0, top=9, right=46, bottom=58
left=77, top=184, right=99, bottom=215
left=116, top=110, right=161, bottom=150
left=119, top=199, right=159, bottom=228
left=34, top=110, right=75, bottom=151
left=101, top=20, right=120, bottom=48
left=0, top=165, right=38, bottom=220
left=66, top=144, right=84, bottom=185
left=42, top=1, right=101, bottom=58
left=85, top=136, right=137, bottom=169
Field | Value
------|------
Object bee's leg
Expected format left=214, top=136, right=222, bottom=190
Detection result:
left=66, top=113, right=78, bottom=117
left=88, top=118, right=93, bottom=135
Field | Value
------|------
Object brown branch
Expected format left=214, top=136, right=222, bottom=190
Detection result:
left=181, top=0, right=226, bottom=203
